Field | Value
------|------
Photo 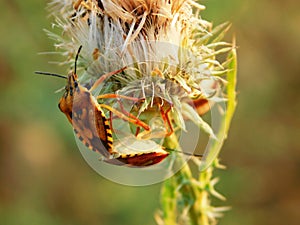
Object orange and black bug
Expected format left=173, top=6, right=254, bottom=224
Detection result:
left=36, top=46, right=169, bottom=167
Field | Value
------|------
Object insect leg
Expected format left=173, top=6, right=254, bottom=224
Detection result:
left=97, top=94, right=140, bottom=102
left=89, top=67, right=127, bottom=92
left=98, top=104, right=150, bottom=131
left=158, top=103, right=174, bottom=136
left=97, top=94, right=148, bottom=135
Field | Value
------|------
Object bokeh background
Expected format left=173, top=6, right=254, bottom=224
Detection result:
left=1, top=0, right=299, bottom=224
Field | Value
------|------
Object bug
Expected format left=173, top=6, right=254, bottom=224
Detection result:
left=36, top=46, right=169, bottom=167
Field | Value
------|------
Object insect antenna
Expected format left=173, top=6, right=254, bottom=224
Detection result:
left=34, top=71, right=67, bottom=79
left=74, top=45, right=83, bottom=74
left=35, top=45, right=83, bottom=79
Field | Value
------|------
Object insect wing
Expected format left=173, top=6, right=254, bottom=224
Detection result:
left=71, top=89, right=113, bottom=158
left=106, top=137, right=169, bottom=167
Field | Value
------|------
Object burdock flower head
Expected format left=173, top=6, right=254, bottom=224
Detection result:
left=46, top=0, right=234, bottom=170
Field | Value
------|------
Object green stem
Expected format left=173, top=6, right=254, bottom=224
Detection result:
left=159, top=42, right=237, bottom=225
left=161, top=133, right=211, bottom=225
left=160, top=177, right=177, bottom=225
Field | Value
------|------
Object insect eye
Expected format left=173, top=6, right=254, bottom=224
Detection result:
left=74, top=81, right=78, bottom=88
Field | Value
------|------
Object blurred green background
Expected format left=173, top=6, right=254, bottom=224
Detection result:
left=0, top=0, right=299, bottom=225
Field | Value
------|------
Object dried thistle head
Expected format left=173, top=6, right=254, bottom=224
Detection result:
left=46, top=0, right=233, bottom=166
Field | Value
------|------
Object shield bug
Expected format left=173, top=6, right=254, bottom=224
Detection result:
left=36, top=46, right=169, bottom=167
